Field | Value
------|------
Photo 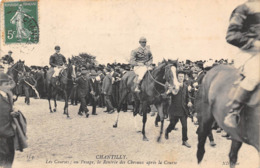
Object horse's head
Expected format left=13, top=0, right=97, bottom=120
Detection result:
left=7, top=60, right=26, bottom=78
left=16, top=60, right=26, bottom=72
left=67, top=62, right=77, bottom=80
left=163, top=59, right=181, bottom=95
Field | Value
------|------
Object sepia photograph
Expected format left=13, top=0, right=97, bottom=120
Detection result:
left=0, top=0, right=259, bottom=167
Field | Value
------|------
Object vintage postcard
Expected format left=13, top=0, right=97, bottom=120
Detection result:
left=0, top=0, right=259, bottom=168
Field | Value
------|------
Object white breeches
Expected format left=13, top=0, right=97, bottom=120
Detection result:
left=233, top=51, right=260, bottom=91
left=53, top=66, right=64, bottom=77
left=133, top=65, right=148, bottom=82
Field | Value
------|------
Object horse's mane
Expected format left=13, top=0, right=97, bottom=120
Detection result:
left=9, top=61, right=19, bottom=69
left=25, top=65, right=30, bottom=72
left=7, top=61, right=19, bottom=75
left=152, top=62, right=167, bottom=77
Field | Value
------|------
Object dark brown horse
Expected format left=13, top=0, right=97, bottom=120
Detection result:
left=196, top=64, right=259, bottom=168
left=7, top=60, right=30, bottom=101
left=46, top=62, right=76, bottom=118
left=113, top=59, right=180, bottom=142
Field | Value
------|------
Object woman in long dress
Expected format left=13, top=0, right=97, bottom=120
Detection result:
left=10, top=4, right=32, bottom=41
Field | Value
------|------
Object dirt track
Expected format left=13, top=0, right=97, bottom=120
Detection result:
left=12, top=97, right=259, bottom=168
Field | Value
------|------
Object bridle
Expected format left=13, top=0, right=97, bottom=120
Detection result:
left=9, top=62, right=26, bottom=74
left=147, top=64, right=178, bottom=96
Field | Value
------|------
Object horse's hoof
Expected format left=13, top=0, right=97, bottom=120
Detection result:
left=86, top=114, right=89, bottom=118
left=113, top=124, right=117, bottom=128
left=165, top=132, right=169, bottom=140
left=53, top=109, right=56, bottom=112
left=157, top=136, right=161, bottom=142
left=155, top=123, right=159, bottom=127
left=143, top=137, right=149, bottom=141
left=67, top=116, right=71, bottom=119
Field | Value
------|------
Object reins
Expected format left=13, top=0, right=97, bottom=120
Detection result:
left=147, top=69, right=166, bottom=87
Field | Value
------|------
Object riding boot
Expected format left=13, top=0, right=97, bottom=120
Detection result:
left=224, top=86, right=252, bottom=128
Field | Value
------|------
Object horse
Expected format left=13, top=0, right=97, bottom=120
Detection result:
left=196, top=64, right=259, bottom=168
left=7, top=60, right=30, bottom=101
left=46, top=62, right=76, bottom=118
left=113, top=59, right=180, bottom=142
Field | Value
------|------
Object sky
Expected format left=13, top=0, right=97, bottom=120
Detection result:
left=0, top=0, right=246, bottom=66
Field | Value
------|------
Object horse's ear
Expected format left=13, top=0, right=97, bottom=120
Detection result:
left=163, top=58, right=166, bottom=62
left=68, top=58, right=71, bottom=64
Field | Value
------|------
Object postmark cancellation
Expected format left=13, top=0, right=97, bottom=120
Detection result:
left=1, top=0, right=39, bottom=44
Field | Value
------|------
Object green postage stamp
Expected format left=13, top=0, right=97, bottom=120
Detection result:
left=3, top=0, right=39, bottom=44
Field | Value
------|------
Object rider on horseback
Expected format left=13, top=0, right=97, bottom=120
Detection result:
left=49, top=46, right=66, bottom=85
left=1, top=51, right=14, bottom=73
left=130, top=37, right=153, bottom=93
left=225, top=0, right=260, bottom=128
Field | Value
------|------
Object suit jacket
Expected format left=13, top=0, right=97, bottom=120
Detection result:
left=12, top=111, right=28, bottom=152
left=0, top=92, right=14, bottom=138
left=193, top=71, right=205, bottom=88
left=102, top=74, right=112, bottom=95
left=168, top=83, right=190, bottom=117
left=90, top=78, right=100, bottom=97
left=76, top=76, right=92, bottom=97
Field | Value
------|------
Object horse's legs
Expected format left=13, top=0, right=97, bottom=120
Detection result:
left=155, top=103, right=164, bottom=142
left=142, top=101, right=148, bottom=141
left=133, top=100, right=139, bottom=116
left=48, top=85, right=53, bottom=113
left=113, top=89, right=128, bottom=128
left=53, top=92, right=57, bottom=112
left=229, top=140, right=242, bottom=168
left=24, top=87, right=30, bottom=105
left=63, top=90, right=69, bottom=118
left=155, top=113, right=160, bottom=127
left=197, top=106, right=214, bottom=164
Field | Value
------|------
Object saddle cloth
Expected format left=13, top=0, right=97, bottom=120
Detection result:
left=53, top=66, right=65, bottom=77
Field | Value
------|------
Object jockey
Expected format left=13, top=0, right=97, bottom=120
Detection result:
left=130, top=37, right=153, bottom=92
left=1, top=51, right=14, bottom=73
left=49, top=46, right=66, bottom=84
left=224, top=0, right=260, bottom=128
